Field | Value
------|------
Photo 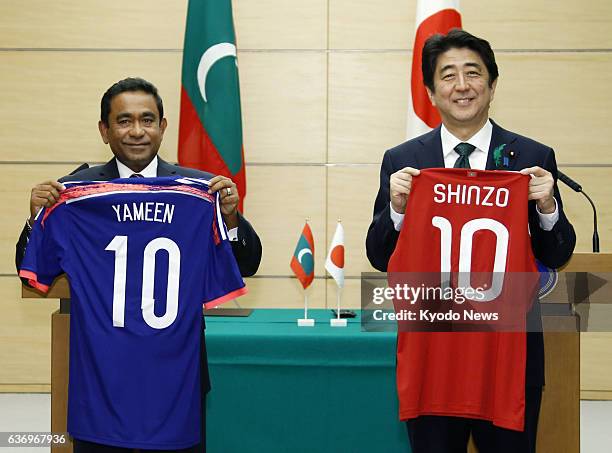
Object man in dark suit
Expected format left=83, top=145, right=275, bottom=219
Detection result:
left=366, top=30, right=575, bottom=453
left=15, top=77, right=262, bottom=453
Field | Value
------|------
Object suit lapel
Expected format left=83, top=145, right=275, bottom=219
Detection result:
left=486, top=120, right=519, bottom=171
left=157, top=158, right=179, bottom=176
left=96, top=159, right=120, bottom=180
left=416, top=126, right=445, bottom=168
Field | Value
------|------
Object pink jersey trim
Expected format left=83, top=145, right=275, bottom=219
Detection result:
left=18, top=270, right=50, bottom=293
left=203, top=286, right=248, bottom=309
left=42, top=182, right=214, bottom=225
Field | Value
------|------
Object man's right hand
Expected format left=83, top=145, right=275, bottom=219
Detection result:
left=390, top=167, right=420, bottom=214
left=29, top=181, right=65, bottom=224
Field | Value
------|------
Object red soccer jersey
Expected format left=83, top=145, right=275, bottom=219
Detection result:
left=388, top=168, right=539, bottom=431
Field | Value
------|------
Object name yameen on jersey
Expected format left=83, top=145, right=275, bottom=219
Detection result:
left=433, top=183, right=509, bottom=207
left=111, top=202, right=175, bottom=223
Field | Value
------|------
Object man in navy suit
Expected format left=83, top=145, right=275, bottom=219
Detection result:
left=366, top=30, right=575, bottom=453
left=17, top=77, right=261, bottom=280
left=16, top=78, right=261, bottom=453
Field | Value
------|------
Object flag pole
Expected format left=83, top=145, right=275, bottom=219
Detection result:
left=336, top=219, right=342, bottom=320
left=330, top=285, right=347, bottom=327
left=298, top=290, right=314, bottom=327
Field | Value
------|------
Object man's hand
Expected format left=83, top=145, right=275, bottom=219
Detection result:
left=520, top=166, right=556, bottom=214
left=208, top=175, right=239, bottom=229
left=29, top=181, right=65, bottom=224
left=390, top=167, right=420, bottom=214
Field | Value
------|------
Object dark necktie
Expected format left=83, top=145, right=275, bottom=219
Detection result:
left=130, top=173, right=144, bottom=178
left=453, top=143, right=476, bottom=169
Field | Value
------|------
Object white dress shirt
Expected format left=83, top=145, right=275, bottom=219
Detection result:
left=116, top=156, right=238, bottom=241
left=116, top=155, right=158, bottom=178
left=390, top=120, right=559, bottom=231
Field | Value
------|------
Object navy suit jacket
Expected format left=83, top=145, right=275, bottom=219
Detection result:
left=365, top=120, right=576, bottom=386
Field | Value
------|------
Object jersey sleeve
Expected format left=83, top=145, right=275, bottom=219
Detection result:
left=18, top=207, right=67, bottom=293
left=202, top=193, right=247, bottom=309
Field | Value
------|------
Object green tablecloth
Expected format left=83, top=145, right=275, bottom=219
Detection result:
left=205, top=309, right=410, bottom=452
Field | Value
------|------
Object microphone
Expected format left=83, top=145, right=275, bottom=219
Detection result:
left=557, top=170, right=599, bottom=253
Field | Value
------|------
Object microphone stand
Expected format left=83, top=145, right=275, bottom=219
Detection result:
left=557, top=170, right=600, bottom=253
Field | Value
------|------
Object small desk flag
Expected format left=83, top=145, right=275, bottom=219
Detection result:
left=325, top=222, right=345, bottom=288
left=290, top=223, right=314, bottom=289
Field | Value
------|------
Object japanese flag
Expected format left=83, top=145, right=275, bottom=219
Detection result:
left=325, top=222, right=345, bottom=288
left=407, top=0, right=462, bottom=138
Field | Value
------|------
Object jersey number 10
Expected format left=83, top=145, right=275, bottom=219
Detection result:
left=106, top=236, right=181, bottom=329
left=432, top=216, right=509, bottom=302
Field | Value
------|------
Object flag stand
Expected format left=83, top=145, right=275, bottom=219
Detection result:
left=297, top=292, right=315, bottom=327
left=330, top=288, right=347, bottom=327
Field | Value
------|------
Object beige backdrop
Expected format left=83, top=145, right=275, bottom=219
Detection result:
left=0, top=0, right=610, bottom=393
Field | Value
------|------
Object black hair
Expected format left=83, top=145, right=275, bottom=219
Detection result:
left=100, top=77, right=164, bottom=126
left=422, top=29, right=499, bottom=92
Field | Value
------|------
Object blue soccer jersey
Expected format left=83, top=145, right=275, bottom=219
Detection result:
left=19, top=176, right=246, bottom=449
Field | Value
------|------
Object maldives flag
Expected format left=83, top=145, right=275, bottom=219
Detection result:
left=178, top=0, right=246, bottom=212
left=407, top=0, right=462, bottom=138
left=290, top=223, right=315, bottom=290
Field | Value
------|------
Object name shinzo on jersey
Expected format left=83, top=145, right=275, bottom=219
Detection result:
left=389, top=168, right=538, bottom=431
left=20, top=176, right=246, bottom=449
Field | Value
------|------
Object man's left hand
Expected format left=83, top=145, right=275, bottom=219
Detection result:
left=520, top=166, right=556, bottom=214
left=208, top=175, right=239, bottom=229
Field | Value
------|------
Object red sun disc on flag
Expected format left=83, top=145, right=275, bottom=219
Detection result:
left=330, top=245, right=344, bottom=268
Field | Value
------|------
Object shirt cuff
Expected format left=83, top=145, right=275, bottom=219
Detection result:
left=536, top=197, right=559, bottom=231
left=227, top=227, right=238, bottom=242
left=389, top=202, right=404, bottom=231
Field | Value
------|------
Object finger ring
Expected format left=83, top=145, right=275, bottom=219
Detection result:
left=226, top=187, right=232, bottom=196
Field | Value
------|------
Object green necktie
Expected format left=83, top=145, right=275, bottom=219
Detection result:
left=453, top=142, right=476, bottom=169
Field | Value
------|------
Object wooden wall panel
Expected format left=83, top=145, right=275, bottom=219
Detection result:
left=463, top=0, right=612, bottom=50
left=330, top=0, right=612, bottom=50
left=6, top=0, right=610, bottom=52
left=234, top=0, right=327, bottom=50
left=240, top=52, right=327, bottom=163
left=326, top=279, right=361, bottom=309
left=0, top=51, right=327, bottom=165
left=328, top=52, right=612, bottom=164
left=243, top=166, right=326, bottom=276
left=0, top=52, right=182, bottom=163
left=328, top=52, right=410, bottom=164
left=582, top=333, right=612, bottom=392
left=491, top=54, right=612, bottom=165
left=326, top=166, right=379, bottom=275
left=0, top=0, right=327, bottom=51
left=0, top=1, right=187, bottom=49
left=0, top=164, right=81, bottom=275
left=240, top=277, right=326, bottom=309
left=329, top=0, right=414, bottom=50
left=0, top=277, right=57, bottom=385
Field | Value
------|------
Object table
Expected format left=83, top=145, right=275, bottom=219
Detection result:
left=204, top=309, right=410, bottom=453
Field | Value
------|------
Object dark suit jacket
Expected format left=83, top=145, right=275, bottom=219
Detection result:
left=15, top=157, right=263, bottom=395
left=365, top=120, right=576, bottom=386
